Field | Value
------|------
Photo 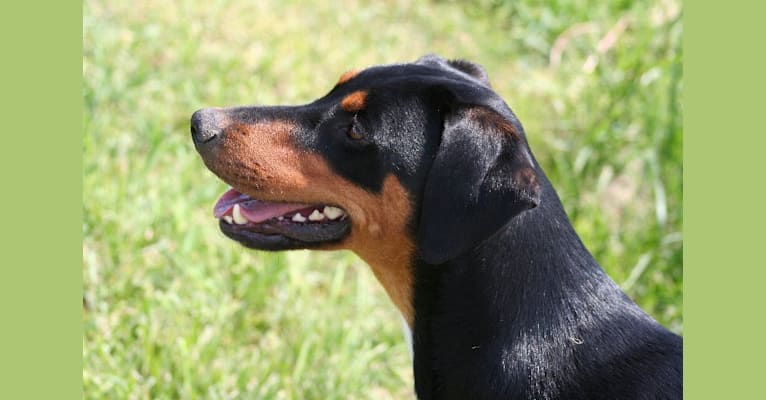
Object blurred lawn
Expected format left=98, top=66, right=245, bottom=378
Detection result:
left=83, top=0, right=682, bottom=398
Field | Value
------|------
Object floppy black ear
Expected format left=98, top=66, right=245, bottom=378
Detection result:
left=417, top=106, right=541, bottom=265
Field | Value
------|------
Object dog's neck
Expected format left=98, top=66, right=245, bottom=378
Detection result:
left=408, top=178, right=671, bottom=399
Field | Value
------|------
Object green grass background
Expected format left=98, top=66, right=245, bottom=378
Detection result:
left=83, top=0, right=682, bottom=398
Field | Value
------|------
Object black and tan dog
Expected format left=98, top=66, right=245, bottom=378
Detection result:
left=191, top=55, right=682, bottom=399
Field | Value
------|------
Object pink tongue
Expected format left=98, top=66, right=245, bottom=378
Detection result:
left=213, top=188, right=312, bottom=223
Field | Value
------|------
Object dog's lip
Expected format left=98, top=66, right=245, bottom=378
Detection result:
left=220, top=216, right=351, bottom=249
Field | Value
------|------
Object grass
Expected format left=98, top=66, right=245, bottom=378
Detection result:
left=83, top=0, right=682, bottom=398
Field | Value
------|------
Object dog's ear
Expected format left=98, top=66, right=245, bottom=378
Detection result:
left=415, top=54, right=492, bottom=87
left=417, top=106, right=541, bottom=264
left=445, top=59, right=492, bottom=87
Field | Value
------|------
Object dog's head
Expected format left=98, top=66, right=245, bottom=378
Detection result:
left=192, top=55, right=541, bottom=320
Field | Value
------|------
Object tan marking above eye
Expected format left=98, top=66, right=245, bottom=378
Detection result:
left=341, top=91, right=368, bottom=112
left=336, top=69, right=360, bottom=85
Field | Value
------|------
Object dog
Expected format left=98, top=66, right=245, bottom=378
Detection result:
left=191, top=55, right=682, bottom=399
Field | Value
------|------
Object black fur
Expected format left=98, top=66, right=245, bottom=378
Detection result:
left=412, top=163, right=682, bottom=399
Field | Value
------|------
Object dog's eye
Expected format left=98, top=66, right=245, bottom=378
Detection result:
left=347, top=127, right=364, bottom=140
left=347, top=117, right=366, bottom=141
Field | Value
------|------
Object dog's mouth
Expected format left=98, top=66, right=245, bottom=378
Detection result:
left=213, top=188, right=351, bottom=250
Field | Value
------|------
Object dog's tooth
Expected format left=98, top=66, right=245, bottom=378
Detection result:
left=232, top=204, right=248, bottom=225
left=292, top=213, right=307, bottom=222
left=277, top=216, right=284, bottom=221
left=323, top=206, right=344, bottom=220
left=322, top=206, right=346, bottom=219
left=223, top=215, right=233, bottom=224
left=308, top=209, right=325, bottom=221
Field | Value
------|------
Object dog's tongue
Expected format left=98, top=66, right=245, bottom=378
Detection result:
left=213, top=188, right=310, bottom=223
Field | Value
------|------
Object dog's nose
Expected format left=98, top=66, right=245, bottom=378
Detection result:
left=191, top=108, right=224, bottom=145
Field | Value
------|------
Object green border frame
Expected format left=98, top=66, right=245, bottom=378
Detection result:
left=1, top=1, right=764, bottom=398
left=685, top=2, right=766, bottom=398
left=0, top=2, right=82, bottom=399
